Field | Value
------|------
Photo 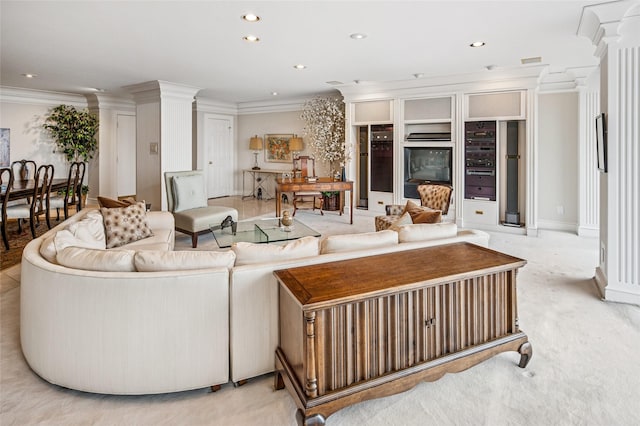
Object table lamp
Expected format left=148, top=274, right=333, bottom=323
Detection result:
left=289, top=135, right=303, bottom=160
left=249, top=135, right=263, bottom=170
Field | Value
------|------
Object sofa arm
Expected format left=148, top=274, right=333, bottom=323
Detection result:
left=146, top=211, right=175, bottom=231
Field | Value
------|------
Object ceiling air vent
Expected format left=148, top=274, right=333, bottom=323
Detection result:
left=521, top=56, right=542, bottom=65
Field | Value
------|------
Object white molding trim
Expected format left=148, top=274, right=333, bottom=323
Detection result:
left=577, top=225, right=599, bottom=238
left=86, top=93, right=136, bottom=111
left=537, top=219, right=577, bottom=233
left=194, top=97, right=238, bottom=115
left=124, top=80, right=200, bottom=104
left=237, top=96, right=311, bottom=115
left=0, top=86, right=87, bottom=107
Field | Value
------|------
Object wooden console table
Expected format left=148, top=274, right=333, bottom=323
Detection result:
left=275, top=178, right=353, bottom=224
left=274, top=242, right=532, bottom=425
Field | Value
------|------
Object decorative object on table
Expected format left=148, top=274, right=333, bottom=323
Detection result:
left=281, top=210, right=293, bottom=231
left=321, top=191, right=340, bottom=211
left=249, top=135, right=263, bottom=170
left=289, top=135, right=303, bottom=159
left=0, top=128, right=9, bottom=167
left=264, top=134, right=294, bottom=163
left=43, top=105, right=99, bottom=163
left=281, top=171, right=293, bottom=182
left=300, top=96, right=349, bottom=177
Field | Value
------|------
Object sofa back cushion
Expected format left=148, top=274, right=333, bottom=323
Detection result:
left=134, top=250, right=236, bottom=271
left=320, top=229, right=398, bottom=254
left=171, top=174, right=208, bottom=212
left=232, top=236, right=319, bottom=266
left=100, top=202, right=154, bottom=249
left=396, top=222, right=458, bottom=243
left=57, top=247, right=136, bottom=272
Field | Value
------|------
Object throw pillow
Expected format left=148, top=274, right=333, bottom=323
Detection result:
left=320, top=230, right=398, bottom=254
left=404, top=200, right=442, bottom=224
left=56, top=247, right=136, bottom=272
left=171, top=174, right=208, bottom=212
left=100, top=202, right=154, bottom=249
left=65, top=210, right=107, bottom=246
left=134, top=250, right=237, bottom=271
left=97, top=196, right=136, bottom=208
left=389, top=212, right=413, bottom=232
left=232, top=236, right=319, bottom=266
left=396, top=222, right=458, bottom=243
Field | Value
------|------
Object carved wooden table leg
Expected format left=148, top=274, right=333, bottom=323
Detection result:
left=296, top=409, right=326, bottom=426
left=518, top=341, right=533, bottom=368
left=210, top=384, right=221, bottom=392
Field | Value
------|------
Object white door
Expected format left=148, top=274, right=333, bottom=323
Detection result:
left=205, top=116, right=233, bottom=198
left=116, top=113, right=136, bottom=197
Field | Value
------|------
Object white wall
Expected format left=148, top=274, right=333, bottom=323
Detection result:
left=537, top=92, right=579, bottom=231
left=237, top=110, right=319, bottom=195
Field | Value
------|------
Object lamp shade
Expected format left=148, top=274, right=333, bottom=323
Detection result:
left=249, top=136, right=263, bottom=150
left=289, top=136, right=303, bottom=152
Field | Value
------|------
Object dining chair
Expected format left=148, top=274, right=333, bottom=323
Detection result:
left=292, top=156, right=323, bottom=216
left=11, top=159, right=37, bottom=181
left=0, top=167, right=14, bottom=250
left=6, top=164, right=54, bottom=238
left=49, top=161, right=86, bottom=221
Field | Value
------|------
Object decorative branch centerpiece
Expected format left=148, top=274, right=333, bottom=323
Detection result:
left=300, top=96, right=348, bottom=178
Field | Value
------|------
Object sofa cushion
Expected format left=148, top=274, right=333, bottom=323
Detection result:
left=404, top=200, right=442, bottom=224
left=65, top=210, right=107, bottom=246
left=320, top=229, right=398, bottom=254
left=171, top=174, right=208, bottom=212
left=100, top=202, right=154, bottom=249
left=396, top=222, right=458, bottom=243
left=134, top=250, right=237, bottom=271
left=57, top=247, right=136, bottom=272
left=39, top=234, right=58, bottom=263
left=232, top=236, right=319, bottom=266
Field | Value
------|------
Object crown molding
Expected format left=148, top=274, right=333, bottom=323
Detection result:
left=236, top=96, right=307, bottom=115
left=124, top=80, right=200, bottom=104
left=86, top=93, right=136, bottom=111
left=0, top=86, right=87, bottom=107
left=193, top=97, right=238, bottom=115
left=577, top=0, right=640, bottom=59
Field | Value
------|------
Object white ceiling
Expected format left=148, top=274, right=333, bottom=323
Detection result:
left=1, top=1, right=605, bottom=104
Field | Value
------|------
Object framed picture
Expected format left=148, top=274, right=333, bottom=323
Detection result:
left=595, top=113, right=607, bottom=172
left=264, top=134, right=294, bottom=163
left=0, top=128, right=9, bottom=167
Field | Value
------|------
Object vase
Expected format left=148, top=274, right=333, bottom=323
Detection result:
left=281, top=210, right=294, bottom=231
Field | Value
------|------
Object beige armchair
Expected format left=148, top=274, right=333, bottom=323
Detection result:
left=164, top=170, right=238, bottom=248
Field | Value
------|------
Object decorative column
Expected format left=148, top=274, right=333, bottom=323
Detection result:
left=577, top=76, right=600, bottom=237
left=125, top=81, right=200, bottom=210
left=578, top=1, right=640, bottom=305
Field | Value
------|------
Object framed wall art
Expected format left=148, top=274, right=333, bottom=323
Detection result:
left=0, top=128, right=9, bottom=167
left=264, top=134, right=294, bottom=163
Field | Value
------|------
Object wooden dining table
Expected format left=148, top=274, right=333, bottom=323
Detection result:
left=2, top=178, right=68, bottom=201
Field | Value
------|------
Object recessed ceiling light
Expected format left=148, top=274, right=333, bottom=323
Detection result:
left=22, top=73, right=37, bottom=78
left=271, top=91, right=278, bottom=96
left=242, top=13, right=260, bottom=22
left=243, top=35, right=260, bottom=42
left=470, top=41, right=485, bottom=47
left=350, top=33, right=367, bottom=40
left=293, top=64, right=306, bottom=70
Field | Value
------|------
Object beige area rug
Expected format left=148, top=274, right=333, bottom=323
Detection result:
left=2, top=215, right=640, bottom=425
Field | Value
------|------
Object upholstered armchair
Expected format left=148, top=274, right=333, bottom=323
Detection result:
left=375, top=183, right=453, bottom=231
left=164, top=170, right=238, bottom=248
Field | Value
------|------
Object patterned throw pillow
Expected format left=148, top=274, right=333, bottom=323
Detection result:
left=100, top=202, right=154, bottom=249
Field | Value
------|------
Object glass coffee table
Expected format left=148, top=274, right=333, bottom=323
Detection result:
left=210, top=218, right=320, bottom=248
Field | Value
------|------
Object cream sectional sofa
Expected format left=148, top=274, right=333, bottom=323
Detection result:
left=21, top=207, right=489, bottom=394
left=20, top=207, right=234, bottom=395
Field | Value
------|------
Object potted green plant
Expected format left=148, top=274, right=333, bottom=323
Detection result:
left=43, top=105, right=99, bottom=163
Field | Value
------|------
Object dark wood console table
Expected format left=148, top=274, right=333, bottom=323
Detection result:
left=275, top=178, right=353, bottom=224
left=274, top=242, right=532, bottom=425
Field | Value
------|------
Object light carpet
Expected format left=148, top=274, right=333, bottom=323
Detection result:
left=2, top=212, right=640, bottom=426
